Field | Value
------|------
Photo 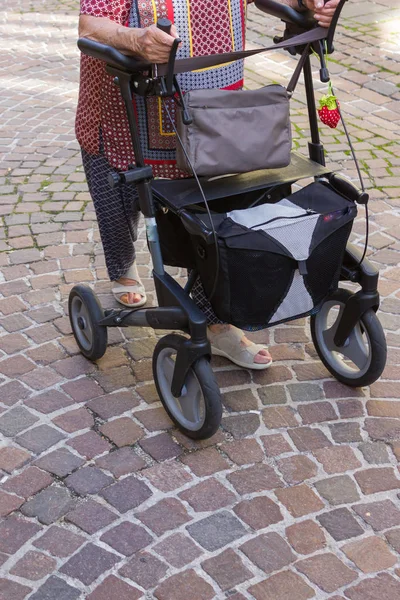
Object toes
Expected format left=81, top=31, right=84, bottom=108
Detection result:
left=254, top=349, right=272, bottom=364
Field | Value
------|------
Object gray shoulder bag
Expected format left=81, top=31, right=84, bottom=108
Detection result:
left=168, top=29, right=322, bottom=177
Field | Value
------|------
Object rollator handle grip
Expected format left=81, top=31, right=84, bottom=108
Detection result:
left=157, top=18, right=172, bottom=35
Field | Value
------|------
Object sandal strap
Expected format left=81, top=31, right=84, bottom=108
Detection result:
left=112, top=282, right=146, bottom=296
left=209, top=327, right=269, bottom=363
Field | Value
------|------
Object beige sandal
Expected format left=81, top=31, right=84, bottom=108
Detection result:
left=208, top=326, right=272, bottom=370
left=112, top=262, right=147, bottom=308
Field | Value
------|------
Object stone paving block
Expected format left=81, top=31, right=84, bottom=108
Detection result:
left=65, top=499, right=118, bottom=534
left=276, top=455, right=318, bottom=484
left=222, top=388, right=258, bottom=411
left=330, top=422, right=362, bottom=443
left=186, top=510, right=247, bottom=551
left=65, top=466, right=113, bottom=495
left=86, top=390, right=139, bottom=418
left=354, top=467, right=400, bottom=494
left=0, top=381, right=31, bottom=406
left=52, top=407, right=94, bottom=432
left=317, top=508, right=364, bottom=541
left=87, top=575, right=142, bottom=600
left=202, top=548, right=252, bottom=591
left=315, top=475, right=360, bottom=505
left=10, top=550, right=57, bottom=581
left=154, top=569, right=215, bottom=600
left=100, top=521, right=153, bottom=556
left=67, top=430, right=112, bottom=459
left=352, top=499, right=400, bottom=531
left=0, top=406, right=39, bottom=437
left=342, top=536, right=397, bottom=573
left=241, top=532, right=295, bottom=574
left=227, top=463, right=283, bottom=494
left=25, top=390, right=74, bottom=414
left=100, top=417, right=144, bottom=447
left=275, top=484, right=324, bottom=517
left=220, top=438, right=264, bottom=465
left=234, top=495, right=283, bottom=530
left=95, top=447, right=146, bottom=478
left=16, top=425, right=66, bottom=454
left=0, top=490, right=24, bottom=517
left=21, top=486, right=76, bottom=525
left=119, top=551, right=168, bottom=589
left=0, top=515, right=42, bottom=554
left=135, top=407, right=174, bottom=431
left=101, top=475, right=152, bottom=513
left=142, top=461, right=193, bottom=492
left=313, top=446, right=361, bottom=474
left=288, top=426, right=332, bottom=451
left=358, top=441, right=390, bottom=464
left=62, top=377, right=103, bottom=403
left=34, top=448, right=85, bottom=478
left=296, top=553, right=357, bottom=593
left=248, top=570, right=315, bottom=600
left=222, top=413, right=261, bottom=437
left=33, top=525, right=85, bottom=558
left=0, top=446, right=31, bottom=473
left=180, top=478, right=236, bottom=512
left=153, top=532, right=201, bottom=568
left=60, top=543, right=119, bottom=585
left=344, top=573, right=400, bottom=600
left=140, top=432, right=182, bottom=460
left=286, top=519, right=326, bottom=555
left=180, top=447, right=229, bottom=476
left=2, top=466, right=53, bottom=498
left=138, top=497, right=190, bottom=535
left=0, top=579, right=32, bottom=600
left=262, top=433, right=293, bottom=456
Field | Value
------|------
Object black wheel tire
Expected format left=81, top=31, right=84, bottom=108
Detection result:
left=311, top=288, right=387, bottom=387
left=68, top=284, right=108, bottom=361
left=153, top=333, right=222, bottom=440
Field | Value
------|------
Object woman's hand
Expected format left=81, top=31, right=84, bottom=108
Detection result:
left=132, top=24, right=179, bottom=62
left=304, top=0, right=340, bottom=27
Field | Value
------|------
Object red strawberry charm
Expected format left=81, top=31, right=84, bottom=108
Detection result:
left=318, top=93, right=340, bottom=129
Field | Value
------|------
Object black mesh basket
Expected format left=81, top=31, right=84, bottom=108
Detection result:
left=185, top=182, right=357, bottom=330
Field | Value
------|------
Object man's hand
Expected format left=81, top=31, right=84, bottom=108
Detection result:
left=132, top=24, right=179, bottom=62
left=304, top=0, right=340, bottom=27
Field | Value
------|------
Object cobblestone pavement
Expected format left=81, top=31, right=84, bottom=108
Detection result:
left=1, top=0, right=400, bottom=598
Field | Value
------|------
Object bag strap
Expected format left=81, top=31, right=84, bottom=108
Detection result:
left=286, top=43, right=311, bottom=94
left=157, top=26, right=327, bottom=76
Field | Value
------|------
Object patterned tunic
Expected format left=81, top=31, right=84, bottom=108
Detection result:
left=76, top=0, right=248, bottom=177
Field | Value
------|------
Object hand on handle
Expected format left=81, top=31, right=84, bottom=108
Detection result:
left=132, top=18, right=179, bottom=62
left=304, top=0, right=340, bottom=27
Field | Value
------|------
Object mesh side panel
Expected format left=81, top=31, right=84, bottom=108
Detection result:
left=225, top=248, right=295, bottom=328
left=270, top=269, right=314, bottom=324
left=305, top=222, right=352, bottom=303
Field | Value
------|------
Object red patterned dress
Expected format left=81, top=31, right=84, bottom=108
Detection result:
left=76, top=0, right=248, bottom=176
left=76, top=0, right=247, bottom=306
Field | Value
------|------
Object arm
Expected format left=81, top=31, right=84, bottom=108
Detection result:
left=78, top=15, right=179, bottom=62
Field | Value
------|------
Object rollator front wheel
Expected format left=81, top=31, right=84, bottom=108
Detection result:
left=153, top=334, right=222, bottom=440
left=69, top=285, right=108, bottom=361
left=311, top=288, right=386, bottom=387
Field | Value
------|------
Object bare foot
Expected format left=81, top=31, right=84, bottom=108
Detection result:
left=208, top=324, right=271, bottom=364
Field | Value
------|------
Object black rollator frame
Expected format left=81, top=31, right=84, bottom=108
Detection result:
left=70, top=0, right=386, bottom=439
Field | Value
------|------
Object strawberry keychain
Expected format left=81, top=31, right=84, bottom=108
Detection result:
left=318, top=82, right=341, bottom=129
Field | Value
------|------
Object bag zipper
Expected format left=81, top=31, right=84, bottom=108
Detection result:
left=249, top=208, right=317, bottom=230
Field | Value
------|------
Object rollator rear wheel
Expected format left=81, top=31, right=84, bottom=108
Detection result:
left=153, top=334, right=222, bottom=440
left=311, top=288, right=386, bottom=387
left=69, top=285, right=108, bottom=361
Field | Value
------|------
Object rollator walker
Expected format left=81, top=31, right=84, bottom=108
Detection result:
left=69, top=0, right=387, bottom=439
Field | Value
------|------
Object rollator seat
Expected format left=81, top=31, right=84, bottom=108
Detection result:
left=152, top=152, right=333, bottom=212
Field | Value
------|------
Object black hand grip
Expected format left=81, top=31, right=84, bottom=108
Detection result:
left=157, top=18, right=172, bottom=34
